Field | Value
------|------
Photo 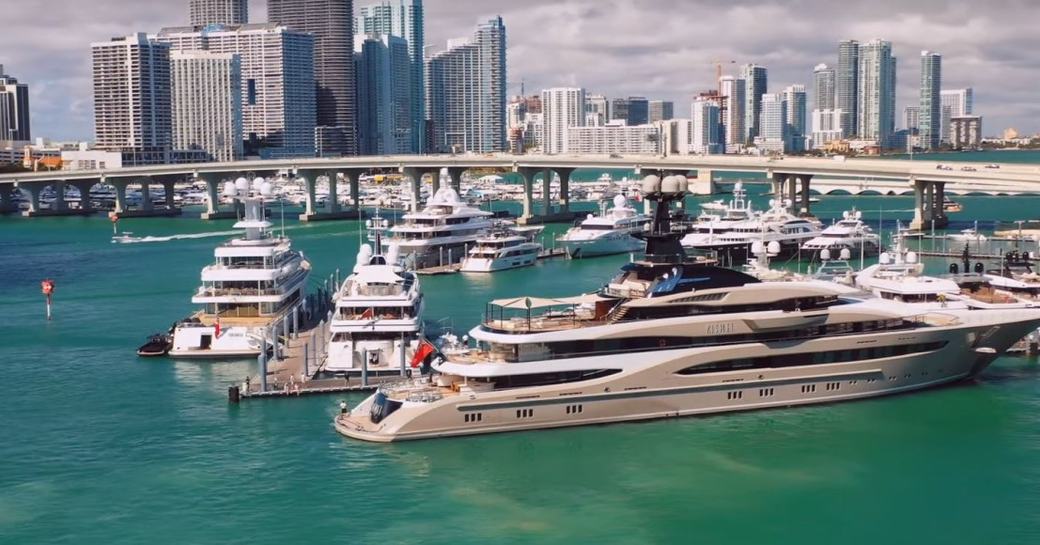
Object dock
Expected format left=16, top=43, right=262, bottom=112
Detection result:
left=414, top=247, right=568, bottom=275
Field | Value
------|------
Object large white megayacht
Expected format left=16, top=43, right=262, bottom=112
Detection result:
left=801, top=208, right=880, bottom=256
left=381, top=186, right=494, bottom=269
left=325, top=230, right=424, bottom=377
left=459, top=224, right=544, bottom=273
left=170, top=178, right=311, bottom=359
left=336, top=174, right=1040, bottom=442
left=557, top=194, right=650, bottom=258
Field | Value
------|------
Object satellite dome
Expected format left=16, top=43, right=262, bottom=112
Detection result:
left=661, top=175, right=680, bottom=194
left=613, top=194, right=627, bottom=208
left=906, top=251, right=918, bottom=264
left=386, top=243, right=400, bottom=265
left=879, top=252, right=892, bottom=265
left=641, top=175, right=661, bottom=195
left=820, top=249, right=832, bottom=261
left=751, top=241, right=765, bottom=255
left=222, top=181, right=237, bottom=197
left=839, top=248, right=852, bottom=260
left=767, top=241, right=781, bottom=255
left=676, top=176, right=688, bottom=193
left=234, top=177, right=250, bottom=192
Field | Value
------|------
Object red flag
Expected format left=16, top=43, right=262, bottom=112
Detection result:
left=360, top=307, right=375, bottom=319
left=214, top=318, right=221, bottom=338
left=410, top=340, right=436, bottom=368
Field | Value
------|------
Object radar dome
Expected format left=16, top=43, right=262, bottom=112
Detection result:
left=356, top=243, right=373, bottom=266
left=612, top=194, right=627, bottom=208
left=676, top=176, right=688, bottom=193
left=641, top=175, right=661, bottom=195
left=661, top=175, right=680, bottom=194
left=386, top=243, right=401, bottom=266
left=222, top=181, right=237, bottom=197
left=767, top=241, right=781, bottom=255
left=234, top=177, right=250, bottom=192
left=252, top=177, right=265, bottom=190
left=906, top=251, right=918, bottom=264
left=820, top=249, right=832, bottom=261
left=751, top=241, right=765, bottom=255
left=879, top=252, right=892, bottom=265
left=839, top=248, right=852, bottom=260
left=260, top=181, right=273, bottom=197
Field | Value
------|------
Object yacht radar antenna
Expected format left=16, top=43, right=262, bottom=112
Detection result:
left=638, top=174, right=688, bottom=264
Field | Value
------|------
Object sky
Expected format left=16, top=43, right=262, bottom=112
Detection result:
left=2, top=0, right=1038, bottom=142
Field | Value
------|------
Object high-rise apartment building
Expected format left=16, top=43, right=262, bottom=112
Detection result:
left=648, top=100, right=674, bottom=123
left=813, top=63, right=835, bottom=111
left=91, top=34, right=172, bottom=165
left=857, top=39, right=896, bottom=147
left=740, top=64, right=767, bottom=143
left=610, top=98, right=630, bottom=124
left=903, top=106, right=919, bottom=131
left=784, top=84, right=807, bottom=152
left=755, top=92, right=786, bottom=153
left=156, top=24, right=316, bottom=158
left=189, top=0, right=248, bottom=26
left=0, top=65, right=31, bottom=143
left=625, top=97, right=649, bottom=126
left=356, top=0, right=424, bottom=152
left=950, top=116, right=982, bottom=149
left=719, top=75, right=744, bottom=153
left=426, top=17, right=506, bottom=153
left=565, top=121, right=661, bottom=155
left=690, top=98, right=721, bottom=154
left=811, top=109, right=843, bottom=149
left=919, top=50, right=942, bottom=150
left=170, top=51, right=243, bottom=162
left=941, top=88, right=973, bottom=143
left=836, top=40, right=859, bottom=138
left=355, top=33, right=411, bottom=155
left=541, top=87, right=585, bottom=155
left=585, top=94, right=609, bottom=127
left=268, top=0, right=356, bottom=156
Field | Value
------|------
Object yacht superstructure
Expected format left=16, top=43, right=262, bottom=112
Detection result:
left=325, top=235, right=424, bottom=376
left=170, top=178, right=310, bottom=359
left=558, top=195, right=650, bottom=258
left=682, top=198, right=820, bottom=264
left=801, top=209, right=880, bottom=256
left=382, top=187, right=494, bottom=269
left=460, top=224, right=544, bottom=273
left=336, top=175, right=1040, bottom=442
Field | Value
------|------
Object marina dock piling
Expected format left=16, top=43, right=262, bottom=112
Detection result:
left=361, top=349, right=369, bottom=387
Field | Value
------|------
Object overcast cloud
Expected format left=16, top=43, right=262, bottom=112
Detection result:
left=3, top=0, right=1038, bottom=141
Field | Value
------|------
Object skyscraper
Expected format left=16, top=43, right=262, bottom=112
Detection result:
left=189, top=0, right=248, bottom=26
left=784, top=84, right=807, bottom=152
left=756, top=92, right=786, bottom=152
left=690, top=97, right=721, bottom=154
left=626, top=96, right=649, bottom=125
left=610, top=98, right=630, bottom=124
left=541, top=87, right=585, bottom=155
left=170, top=51, right=243, bottom=162
left=354, top=33, right=411, bottom=155
left=740, top=64, right=767, bottom=144
left=356, top=0, right=424, bottom=153
left=919, top=51, right=942, bottom=150
left=91, top=34, right=172, bottom=165
left=941, top=88, right=973, bottom=143
left=812, top=63, right=835, bottom=111
left=0, top=65, right=31, bottom=143
left=268, top=0, right=356, bottom=156
left=648, top=100, right=674, bottom=123
left=857, top=39, right=896, bottom=147
left=836, top=40, right=859, bottom=138
left=585, top=94, right=609, bottom=126
left=718, top=75, right=744, bottom=153
left=903, top=106, right=919, bottom=130
left=156, top=24, right=316, bottom=158
left=426, top=17, right=506, bottom=153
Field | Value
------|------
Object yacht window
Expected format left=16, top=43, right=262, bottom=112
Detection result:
left=676, top=341, right=947, bottom=375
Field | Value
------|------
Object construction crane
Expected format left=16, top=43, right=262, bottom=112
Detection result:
left=712, top=59, right=735, bottom=93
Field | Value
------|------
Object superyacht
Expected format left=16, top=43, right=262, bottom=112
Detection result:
left=801, top=209, right=880, bottom=256
left=381, top=186, right=494, bottom=269
left=460, top=224, right=544, bottom=273
left=169, top=178, right=310, bottom=358
left=336, top=175, right=1040, bottom=441
left=558, top=194, right=650, bottom=258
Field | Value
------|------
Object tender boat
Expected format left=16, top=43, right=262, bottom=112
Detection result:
left=167, top=177, right=310, bottom=359
left=335, top=174, right=1040, bottom=442
left=136, top=333, right=172, bottom=357
left=557, top=194, right=650, bottom=258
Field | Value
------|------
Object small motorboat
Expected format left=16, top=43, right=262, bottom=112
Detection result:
left=137, top=333, right=173, bottom=357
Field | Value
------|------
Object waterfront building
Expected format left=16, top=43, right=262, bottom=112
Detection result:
left=268, top=0, right=356, bottom=156
left=426, top=17, right=507, bottom=153
left=189, top=0, right=248, bottom=26
left=740, top=64, right=767, bottom=144
left=541, top=87, right=585, bottom=155
left=784, top=84, right=807, bottom=152
left=903, top=106, right=919, bottom=130
left=156, top=24, right=316, bottom=158
left=626, top=96, right=649, bottom=126
left=658, top=118, right=692, bottom=156
left=690, top=98, right=721, bottom=154
left=355, top=33, right=412, bottom=155
left=719, top=75, right=745, bottom=153
left=836, top=39, right=859, bottom=138
left=950, top=116, right=982, bottom=149
left=941, top=88, right=973, bottom=143
left=857, top=39, right=896, bottom=148
left=356, top=0, right=424, bottom=153
left=565, top=121, right=661, bottom=155
left=919, top=51, right=942, bottom=150
left=813, top=63, right=836, bottom=111
left=810, top=108, right=843, bottom=149
left=755, top=92, right=786, bottom=153
left=585, top=94, right=609, bottom=127
left=648, top=100, right=674, bottom=123
left=91, top=34, right=172, bottom=165
left=0, top=65, right=31, bottom=144
left=170, top=51, right=243, bottom=162
left=610, top=98, right=630, bottom=124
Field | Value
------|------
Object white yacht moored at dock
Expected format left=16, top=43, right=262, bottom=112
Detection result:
left=381, top=187, right=494, bottom=269
left=801, top=209, right=880, bottom=256
left=460, top=224, right=544, bottom=273
left=168, top=178, right=310, bottom=359
left=557, top=195, right=650, bottom=258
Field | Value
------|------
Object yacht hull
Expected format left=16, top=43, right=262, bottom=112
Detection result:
left=561, top=235, right=645, bottom=259
left=335, top=315, right=1040, bottom=442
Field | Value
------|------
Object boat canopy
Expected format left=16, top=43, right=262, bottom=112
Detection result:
left=489, top=293, right=611, bottom=309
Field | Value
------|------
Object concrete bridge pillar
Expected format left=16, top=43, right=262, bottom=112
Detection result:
left=542, top=168, right=553, bottom=215
left=923, top=182, right=934, bottom=229
left=18, top=182, right=42, bottom=215
left=52, top=181, right=68, bottom=212
left=770, top=172, right=788, bottom=206
left=688, top=169, right=715, bottom=196
left=516, top=167, right=537, bottom=222
left=197, top=172, right=231, bottom=219
left=112, top=179, right=129, bottom=215
left=554, top=167, right=574, bottom=212
left=447, top=167, right=466, bottom=194
left=910, top=179, right=925, bottom=231
left=71, top=180, right=96, bottom=213
left=796, top=174, right=813, bottom=215
left=341, top=169, right=364, bottom=212
left=934, top=182, right=948, bottom=227
left=139, top=180, right=154, bottom=212
left=327, top=172, right=340, bottom=213
left=787, top=175, right=798, bottom=212
left=401, top=167, right=426, bottom=212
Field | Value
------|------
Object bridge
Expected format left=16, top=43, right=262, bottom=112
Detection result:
left=2, top=153, right=1039, bottom=229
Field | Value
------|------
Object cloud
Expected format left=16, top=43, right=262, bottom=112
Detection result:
left=1, top=0, right=1036, bottom=141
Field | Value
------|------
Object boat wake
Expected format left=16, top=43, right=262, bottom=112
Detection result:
left=111, top=230, right=241, bottom=244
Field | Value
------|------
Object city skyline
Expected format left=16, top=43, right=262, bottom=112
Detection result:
left=3, top=0, right=1039, bottom=142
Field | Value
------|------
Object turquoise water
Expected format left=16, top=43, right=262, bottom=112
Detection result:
left=4, top=152, right=1040, bottom=544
